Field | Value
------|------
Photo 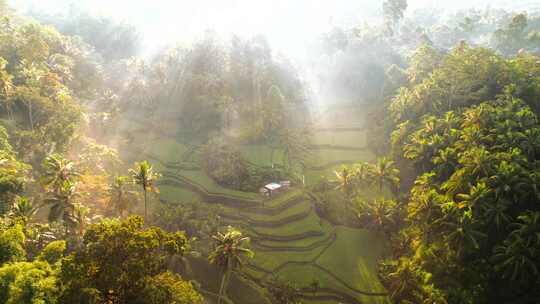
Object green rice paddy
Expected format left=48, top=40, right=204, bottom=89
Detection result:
left=125, top=114, right=390, bottom=304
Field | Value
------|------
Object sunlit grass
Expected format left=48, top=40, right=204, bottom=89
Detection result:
left=276, top=263, right=390, bottom=304
left=311, top=130, right=367, bottom=148
left=220, top=197, right=310, bottom=222
left=146, top=139, right=189, bottom=163
left=158, top=184, right=200, bottom=203
left=179, top=170, right=259, bottom=200
left=239, top=144, right=285, bottom=167
left=252, top=211, right=326, bottom=237
left=316, top=226, right=387, bottom=294
left=306, top=148, right=375, bottom=168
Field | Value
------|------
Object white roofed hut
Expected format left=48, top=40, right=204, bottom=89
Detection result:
left=264, top=182, right=282, bottom=196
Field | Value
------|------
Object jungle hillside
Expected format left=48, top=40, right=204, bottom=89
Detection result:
left=1, top=0, right=540, bottom=303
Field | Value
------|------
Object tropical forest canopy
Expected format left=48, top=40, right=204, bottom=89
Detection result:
left=0, top=0, right=540, bottom=303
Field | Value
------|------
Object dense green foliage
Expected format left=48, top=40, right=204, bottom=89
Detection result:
left=59, top=216, right=199, bottom=303
left=379, top=45, right=540, bottom=303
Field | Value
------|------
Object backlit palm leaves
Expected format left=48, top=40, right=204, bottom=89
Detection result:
left=335, top=158, right=401, bottom=197
left=334, top=165, right=353, bottom=195
left=42, top=154, right=80, bottom=193
left=9, top=197, right=38, bottom=222
left=356, top=198, right=398, bottom=233
left=372, top=157, right=400, bottom=192
left=129, top=160, right=160, bottom=218
left=108, top=175, right=133, bottom=217
left=44, top=180, right=80, bottom=229
left=455, top=181, right=492, bottom=210
left=209, top=227, right=253, bottom=304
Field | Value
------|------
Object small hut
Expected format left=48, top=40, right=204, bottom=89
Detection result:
left=260, top=182, right=282, bottom=197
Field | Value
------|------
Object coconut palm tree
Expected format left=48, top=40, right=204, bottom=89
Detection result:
left=209, top=226, right=254, bottom=304
left=334, top=165, right=354, bottom=196
left=455, top=181, right=493, bottom=210
left=44, top=180, right=80, bottom=232
left=443, top=209, right=487, bottom=256
left=9, top=197, right=38, bottom=222
left=353, top=162, right=372, bottom=187
left=371, top=157, right=400, bottom=193
left=493, top=212, right=540, bottom=281
left=356, top=198, right=398, bottom=232
left=482, top=199, right=511, bottom=231
left=384, top=258, right=422, bottom=301
left=129, top=161, right=160, bottom=218
left=69, top=203, right=93, bottom=238
left=108, top=175, right=133, bottom=217
left=42, top=154, right=80, bottom=194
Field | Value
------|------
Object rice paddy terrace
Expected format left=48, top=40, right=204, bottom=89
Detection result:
left=120, top=105, right=390, bottom=304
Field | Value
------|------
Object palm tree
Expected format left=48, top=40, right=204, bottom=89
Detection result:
left=384, top=258, right=422, bottom=302
left=209, top=226, right=254, bottom=304
left=108, top=175, right=133, bottom=217
left=42, top=154, right=80, bottom=194
left=443, top=209, right=486, bottom=256
left=9, top=197, right=38, bottom=222
left=455, top=181, right=493, bottom=210
left=353, top=162, right=372, bottom=187
left=356, top=198, right=398, bottom=233
left=334, top=165, right=354, bottom=196
left=371, top=157, right=400, bottom=193
left=70, top=203, right=92, bottom=238
left=482, top=199, right=511, bottom=231
left=44, top=180, right=80, bottom=232
left=493, top=212, right=540, bottom=281
left=129, top=161, right=160, bottom=218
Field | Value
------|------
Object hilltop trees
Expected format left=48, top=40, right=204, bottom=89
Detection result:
left=492, top=13, right=540, bottom=56
left=0, top=215, right=202, bottom=304
left=0, top=240, right=65, bottom=304
left=383, top=0, right=408, bottom=35
left=59, top=216, right=200, bottom=304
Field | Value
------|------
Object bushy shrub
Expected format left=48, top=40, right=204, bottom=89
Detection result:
left=203, top=137, right=285, bottom=192
left=0, top=224, right=26, bottom=265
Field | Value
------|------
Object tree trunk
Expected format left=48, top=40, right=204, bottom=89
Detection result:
left=270, top=147, right=275, bottom=169
left=28, top=101, right=34, bottom=131
left=144, top=190, right=147, bottom=218
left=217, top=270, right=230, bottom=304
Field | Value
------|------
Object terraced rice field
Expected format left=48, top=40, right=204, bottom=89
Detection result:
left=123, top=110, right=390, bottom=303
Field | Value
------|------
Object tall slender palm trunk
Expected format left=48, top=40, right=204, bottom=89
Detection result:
left=28, top=102, right=34, bottom=131
left=144, top=190, right=147, bottom=218
left=218, top=270, right=230, bottom=304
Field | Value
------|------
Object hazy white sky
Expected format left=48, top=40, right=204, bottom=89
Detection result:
left=7, top=0, right=530, bottom=57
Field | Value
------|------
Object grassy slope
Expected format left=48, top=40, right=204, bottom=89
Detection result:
left=316, top=227, right=387, bottom=294
left=240, top=144, right=285, bottom=167
left=158, top=184, right=200, bottom=203
left=312, top=130, right=367, bottom=148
